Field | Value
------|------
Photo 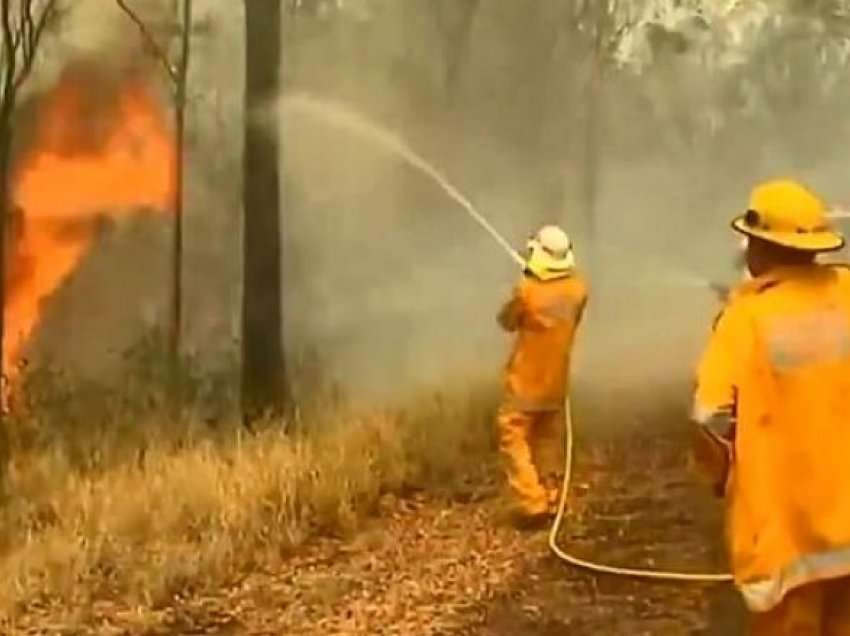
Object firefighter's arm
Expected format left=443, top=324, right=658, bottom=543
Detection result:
left=689, top=303, right=747, bottom=497
left=497, top=285, right=525, bottom=332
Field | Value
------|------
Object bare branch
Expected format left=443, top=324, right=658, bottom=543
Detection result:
left=22, top=0, right=35, bottom=51
left=13, top=0, right=58, bottom=91
left=0, top=0, right=18, bottom=107
left=9, top=6, right=22, bottom=53
left=114, top=0, right=179, bottom=83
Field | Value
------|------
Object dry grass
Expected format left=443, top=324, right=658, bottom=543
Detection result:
left=0, top=358, right=498, bottom=625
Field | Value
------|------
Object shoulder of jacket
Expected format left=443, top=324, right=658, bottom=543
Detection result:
left=732, top=276, right=782, bottom=300
left=712, top=273, right=791, bottom=332
left=572, top=273, right=590, bottom=293
left=711, top=281, right=764, bottom=331
left=553, top=273, right=587, bottom=297
left=711, top=295, right=752, bottom=333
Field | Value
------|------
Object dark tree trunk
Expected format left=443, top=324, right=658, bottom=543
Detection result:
left=241, top=0, right=288, bottom=425
left=0, top=112, right=13, bottom=475
left=171, top=0, right=193, bottom=361
left=171, top=100, right=184, bottom=359
left=0, top=113, right=12, bottom=395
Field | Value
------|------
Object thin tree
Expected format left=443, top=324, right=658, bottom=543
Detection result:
left=115, top=0, right=193, bottom=359
left=242, top=0, right=288, bottom=426
left=0, top=0, right=58, bottom=406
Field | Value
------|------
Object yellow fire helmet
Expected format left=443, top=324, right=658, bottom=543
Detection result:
left=732, top=179, right=845, bottom=252
left=525, top=225, right=576, bottom=281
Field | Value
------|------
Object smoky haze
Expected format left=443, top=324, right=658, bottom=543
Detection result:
left=274, top=3, right=850, bottom=427
left=13, top=2, right=850, bottom=426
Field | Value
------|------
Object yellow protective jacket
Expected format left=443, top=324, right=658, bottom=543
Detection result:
left=498, top=273, right=588, bottom=411
left=693, top=264, right=850, bottom=613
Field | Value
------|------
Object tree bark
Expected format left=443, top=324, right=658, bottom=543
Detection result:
left=241, top=0, right=288, bottom=425
left=171, top=0, right=192, bottom=360
left=0, top=116, right=10, bottom=399
left=0, top=108, right=13, bottom=474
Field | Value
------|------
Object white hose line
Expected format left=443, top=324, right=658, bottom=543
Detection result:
left=547, top=397, right=734, bottom=582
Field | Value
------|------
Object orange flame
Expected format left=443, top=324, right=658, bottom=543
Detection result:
left=5, top=63, right=176, bottom=378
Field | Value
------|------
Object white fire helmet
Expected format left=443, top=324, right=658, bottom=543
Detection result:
left=525, top=225, right=576, bottom=280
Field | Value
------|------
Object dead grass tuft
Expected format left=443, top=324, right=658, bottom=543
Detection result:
left=0, top=367, right=497, bottom=623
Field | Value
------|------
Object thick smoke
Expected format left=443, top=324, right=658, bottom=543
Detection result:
left=274, top=3, right=850, bottom=424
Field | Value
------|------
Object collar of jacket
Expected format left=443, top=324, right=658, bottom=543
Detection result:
left=731, top=264, right=827, bottom=300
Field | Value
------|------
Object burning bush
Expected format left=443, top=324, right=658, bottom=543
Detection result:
left=6, top=60, right=176, bottom=379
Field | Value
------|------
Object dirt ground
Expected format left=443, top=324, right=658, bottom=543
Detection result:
left=9, top=430, right=747, bottom=635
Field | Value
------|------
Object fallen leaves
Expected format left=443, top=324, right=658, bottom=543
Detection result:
left=6, top=432, right=738, bottom=635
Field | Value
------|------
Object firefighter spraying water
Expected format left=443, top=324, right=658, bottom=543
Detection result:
left=280, top=94, right=734, bottom=584
left=496, top=225, right=587, bottom=529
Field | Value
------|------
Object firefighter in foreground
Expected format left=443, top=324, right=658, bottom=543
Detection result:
left=496, top=225, right=588, bottom=528
left=692, top=179, right=850, bottom=634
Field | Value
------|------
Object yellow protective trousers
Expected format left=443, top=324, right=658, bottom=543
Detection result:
left=750, top=577, right=850, bottom=636
left=496, top=407, right=564, bottom=516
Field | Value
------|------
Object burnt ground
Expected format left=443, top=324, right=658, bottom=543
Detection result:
left=10, top=432, right=747, bottom=635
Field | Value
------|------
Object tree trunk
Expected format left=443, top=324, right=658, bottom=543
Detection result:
left=0, top=114, right=12, bottom=397
left=241, top=0, right=288, bottom=425
left=171, top=101, right=184, bottom=358
left=0, top=112, right=13, bottom=476
left=171, top=0, right=193, bottom=361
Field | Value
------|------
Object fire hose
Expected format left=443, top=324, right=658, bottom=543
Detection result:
left=548, top=396, right=733, bottom=582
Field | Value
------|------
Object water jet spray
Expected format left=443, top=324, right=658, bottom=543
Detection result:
left=280, top=93, right=525, bottom=268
